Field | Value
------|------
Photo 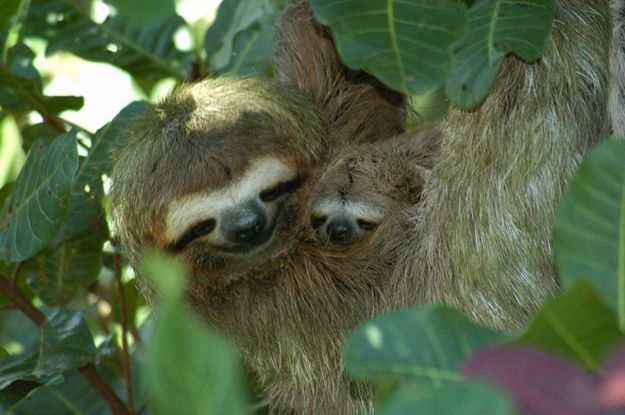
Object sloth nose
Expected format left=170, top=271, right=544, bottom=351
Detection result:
left=229, top=211, right=266, bottom=243
left=326, top=219, right=356, bottom=245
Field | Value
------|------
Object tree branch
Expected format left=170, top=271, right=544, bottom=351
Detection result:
left=0, top=271, right=130, bottom=415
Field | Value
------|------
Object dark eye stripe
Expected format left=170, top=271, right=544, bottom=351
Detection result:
left=260, top=177, right=303, bottom=202
left=168, top=218, right=216, bottom=253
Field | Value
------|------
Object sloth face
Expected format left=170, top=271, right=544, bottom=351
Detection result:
left=165, top=157, right=300, bottom=255
left=309, top=143, right=428, bottom=247
left=109, top=78, right=329, bottom=279
left=162, top=156, right=310, bottom=274
left=310, top=197, right=389, bottom=246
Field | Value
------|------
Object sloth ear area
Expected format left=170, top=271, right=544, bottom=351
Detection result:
left=389, top=165, right=430, bottom=206
left=272, top=0, right=406, bottom=145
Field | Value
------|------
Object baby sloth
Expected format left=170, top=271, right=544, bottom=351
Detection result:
left=310, top=126, right=440, bottom=248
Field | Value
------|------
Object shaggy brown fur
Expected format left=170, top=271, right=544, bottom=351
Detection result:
left=273, top=0, right=407, bottom=146
left=396, top=0, right=612, bottom=330
left=610, top=0, right=625, bottom=136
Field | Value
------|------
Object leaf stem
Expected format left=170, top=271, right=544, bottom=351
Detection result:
left=115, top=253, right=136, bottom=413
left=0, top=271, right=130, bottom=415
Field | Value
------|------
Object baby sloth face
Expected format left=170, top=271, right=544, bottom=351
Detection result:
left=310, top=140, right=430, bottom=247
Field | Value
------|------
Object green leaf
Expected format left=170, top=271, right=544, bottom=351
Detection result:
left=26, top=0, right=193, bottom=80
left=0, top=43, right=84, bottom=115
left=445, top=0, right=556, bottom=108
left=514, top=282, right=622, bottom=372
left=8, top=371, right=111, bottom=415
left=0, top=131, right=79, bottom=262
left=0, top=0, right=21, bottom=39
left=554, top=139, right=625, bottom=330
left=378, top=381, right=513, bottom=415
left=24, top=219, right=106, bottom=306
left=309, top=0, right=468, bottom=96
left=0, top=377, right=63, bottom=414
left=205, top=0, right=275, bottom=74
left=0, top=348, right=8, bottom=358
left=0, top=309, right=96, bottom=389
left=143, top=254, right=249, bottom=415
left=344, top=305, right=503, bottom=386
left=107, top=0, right=176, bottom=26
left=55, top=101, right=149, bottom=242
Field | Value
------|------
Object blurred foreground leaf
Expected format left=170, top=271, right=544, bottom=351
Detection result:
left=344, top=305, right=503, bottom=385
left=143, top=254, right=249, bottom=415
left=514, top=283, right=621, bottom=372
left=378, top=380, right=513, bottom=415
left=554, top=139, right=625, bottom=330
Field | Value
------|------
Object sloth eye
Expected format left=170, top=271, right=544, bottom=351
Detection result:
left=169, top=218, right=216, bottom=253
left=311, top=216, right=327, bottom=229
left=260, top=177, right=302, bottom=202
left=357, top=219, right=377, bottom=231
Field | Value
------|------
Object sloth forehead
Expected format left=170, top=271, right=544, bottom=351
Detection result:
left=312, top=199, right=386, bottom=221
left=165, top=157, right=296, bottom=242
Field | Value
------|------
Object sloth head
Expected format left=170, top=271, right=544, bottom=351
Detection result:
left=110, top=78, right=328, bottom=279
left=309, top=132, right=438, bottom=247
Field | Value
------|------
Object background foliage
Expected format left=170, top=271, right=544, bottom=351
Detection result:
left=0, top=0, right=624, bottom=414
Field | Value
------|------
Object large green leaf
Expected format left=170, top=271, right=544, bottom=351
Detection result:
left=445, top=0, right=556, bottom=108
left=344, top=305, right=503, bottom=385
left=554, top=139, right=625, bottom=330
left=24, top=219, right=106, bottom=306
left=514, top=282, right=622, bottom=372
left=54, top=101, right=149, bottom=242
left=26, top=0, right=193, bottom=80
left=143, top=254, right=249, bottom=415
left=0, top=309, right=96, bottom=390
left=204, top=0, right=281, bottom=75
left=378, top=381, right=513, bottom=415
left=309, top=0, right=468, bottom=96
left=0, top=131, right=79, bottom=262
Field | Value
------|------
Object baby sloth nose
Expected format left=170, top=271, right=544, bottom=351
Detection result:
left=223, top=206, right=267, bottom=244
left=326, top=219, right=356, bottom=245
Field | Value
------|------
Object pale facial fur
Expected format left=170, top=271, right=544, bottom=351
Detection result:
left=165, top=157, right=297, bottom=254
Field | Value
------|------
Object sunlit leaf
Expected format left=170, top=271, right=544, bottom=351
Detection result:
left=0, top=43, right=83, bottom=115
left=205, top=0, right=280, bottom=75
left=344, top=305, right=503, bottom=385
left=554, top=139, right=625, bottom=330
left=514, top=283, right=621, bottom=372
left=0, top=132, right=79, bottom=262
left=310, top=0, right=468, bottom=96
left=26, top=0, right=193, bottom=80
left=445, top=0, right=556, bottom=108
